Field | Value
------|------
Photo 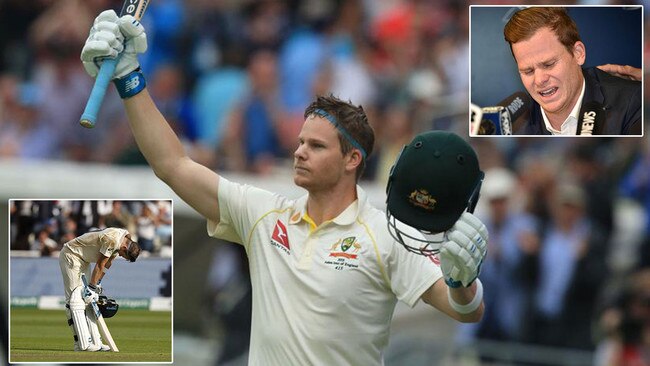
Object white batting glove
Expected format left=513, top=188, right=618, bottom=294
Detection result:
left=439, top=212, right=488, bottom=288
left=80, top=10, right=147, bottom=80
left=88, top=283, right=103, bottom=295
left=83, top=287, right=100, bottom=305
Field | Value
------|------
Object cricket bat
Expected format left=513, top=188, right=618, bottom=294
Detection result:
left=81, top=274, right=119, bottom=352
left=79, top=0, right=150, bottom=128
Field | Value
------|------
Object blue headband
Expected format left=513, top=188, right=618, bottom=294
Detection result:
left=313, top=108, right=367, bottom=160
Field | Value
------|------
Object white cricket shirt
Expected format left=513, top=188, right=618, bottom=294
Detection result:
left=63, top=227, right=126, bottom=263
left=208, top=178, right=443, bottom=366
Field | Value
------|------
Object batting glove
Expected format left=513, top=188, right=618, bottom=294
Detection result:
left=83, top=286, right=100, bottom=305
left=80, top=10, right=147, bottom=80
left=88, top=283, right=103, bottom=295
left=439, top=212, right=488, bottom=288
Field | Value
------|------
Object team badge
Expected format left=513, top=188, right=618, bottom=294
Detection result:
left=329, top=237, right=360, bottom=259
left=408, top=189, right=437, bottom=211
left=340, top=236, right=356, bottom=252
left=325, top=237, right=361, bottom=270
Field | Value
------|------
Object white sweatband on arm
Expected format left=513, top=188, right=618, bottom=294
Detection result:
left=447, top=279, right=483, bottom=314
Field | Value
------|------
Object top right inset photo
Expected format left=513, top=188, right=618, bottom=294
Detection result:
left=470, top=6, right=643, bottom=136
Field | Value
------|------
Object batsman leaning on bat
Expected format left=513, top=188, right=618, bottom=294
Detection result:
left=80, top=12, right=487, bottom=365
left=58, top=227, right=141, bottom=351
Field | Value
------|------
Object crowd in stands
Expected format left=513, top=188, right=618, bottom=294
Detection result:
left=461, top=139, right=650, bottom=364
left=0, top=0, right=468, bottom=173
left=1, top=0, right=649, bottom=364
left=9, top=200, right=172, bottom=257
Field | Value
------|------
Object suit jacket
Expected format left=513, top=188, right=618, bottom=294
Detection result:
left=515, top=67, right=641, bottom=135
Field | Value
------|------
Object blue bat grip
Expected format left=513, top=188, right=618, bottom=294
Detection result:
left=80, top=56, right=120, bottom=128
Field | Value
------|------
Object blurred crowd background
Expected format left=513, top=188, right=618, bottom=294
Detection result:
left=9, top=200, right=172, bottom=257
left=1, top=0, right=649, bottom=365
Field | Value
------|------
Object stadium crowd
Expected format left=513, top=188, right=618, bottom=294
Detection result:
left=1, top=0, right=649, bottom=365
left=9, top=200, right=173, bottom=257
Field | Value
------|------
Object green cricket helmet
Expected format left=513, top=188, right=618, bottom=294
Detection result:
left=386, top=131, right=484, bottom=255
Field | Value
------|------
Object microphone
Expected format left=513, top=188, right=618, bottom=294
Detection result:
left=470, top=104, right=483, bottom=136
left=475, top=92, right=531, bottom=135
left=577, top=101, right=604, bottom=135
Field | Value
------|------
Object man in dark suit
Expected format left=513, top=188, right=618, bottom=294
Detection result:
left=504, top=7, right=641, bottom=135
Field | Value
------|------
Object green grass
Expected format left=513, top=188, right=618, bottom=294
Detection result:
left=9, top=308, right=172, bottom=363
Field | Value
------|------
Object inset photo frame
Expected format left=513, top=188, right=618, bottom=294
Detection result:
left=470, top=5, right=643, bottom=136
left=8, top=199, right=173, bottom=363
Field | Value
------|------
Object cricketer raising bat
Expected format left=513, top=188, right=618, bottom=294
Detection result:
left=81, top=274, right=119, bottom=352
left=79, top=0, right=149, bottom=128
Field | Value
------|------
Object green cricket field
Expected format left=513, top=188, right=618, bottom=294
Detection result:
left=9, top=308, right=172, bottom=363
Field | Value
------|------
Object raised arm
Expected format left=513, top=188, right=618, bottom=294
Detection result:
left=81, top=10, right=220, bottom=222
left=422, top=212, right=488, bottom=322
left=123, top=90, right=221, bottom=222
left=421, top=279, right=484, bottom=323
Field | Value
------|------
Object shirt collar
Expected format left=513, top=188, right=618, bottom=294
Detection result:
left=289, top=185, right=367, bottom=226
left=541, top=78, right=586, bottom=135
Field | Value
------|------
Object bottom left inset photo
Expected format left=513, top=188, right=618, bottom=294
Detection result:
left=8, top=199, right=173, bottom=363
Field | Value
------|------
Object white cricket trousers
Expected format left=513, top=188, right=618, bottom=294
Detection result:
left=59, top=246, right=91, bottom=303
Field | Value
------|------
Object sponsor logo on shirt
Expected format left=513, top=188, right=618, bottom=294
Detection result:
left=325, top=236, right=361, bottom=270
left=270, top=220, right=290, bottom=254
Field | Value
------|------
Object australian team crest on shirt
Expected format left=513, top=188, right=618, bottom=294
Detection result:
left=324, top=236, right=361, bottom=270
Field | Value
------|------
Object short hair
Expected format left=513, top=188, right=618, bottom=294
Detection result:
left=304, top=95, right=375, bottom=181
left=504, top=7, right=581, bottom=57
left=125, top=237, right=141, bottom=262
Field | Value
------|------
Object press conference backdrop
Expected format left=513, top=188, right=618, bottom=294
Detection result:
left=470, top=6, right=643, bottom=107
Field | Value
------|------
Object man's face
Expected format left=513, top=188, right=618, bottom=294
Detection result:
left=512, top=27, right=585, bottom=120
left=118, top=238, right=129, bottom=260
left=293, top=116, right=351, bottom=192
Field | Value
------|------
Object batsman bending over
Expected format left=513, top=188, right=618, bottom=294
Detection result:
left=81, top=10, right=487, bottom=365
left=59, top=227, right=140, bottom=351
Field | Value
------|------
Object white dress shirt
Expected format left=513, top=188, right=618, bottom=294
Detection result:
left=541, top=79, right=586, bottom=135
